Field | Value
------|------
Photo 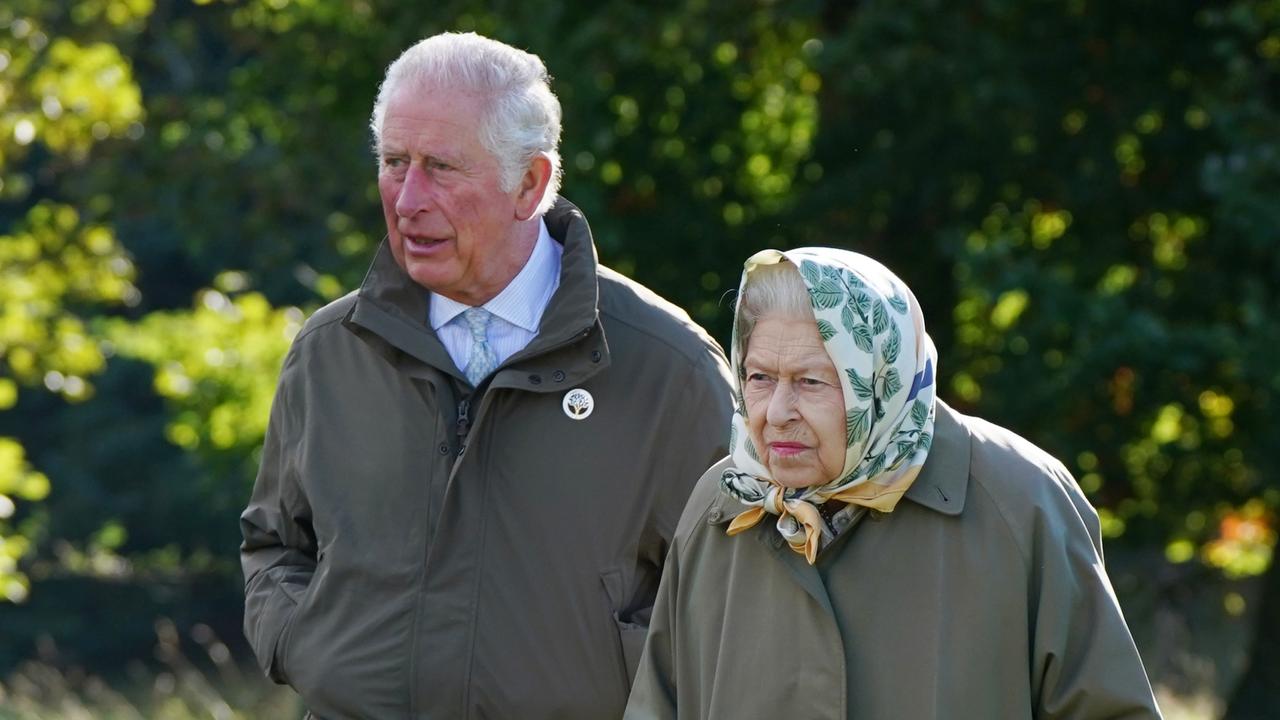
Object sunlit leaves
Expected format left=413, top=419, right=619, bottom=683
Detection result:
left=0, top=437, right=48, bottom=602
left=1202, top=501, right=1275, bottom=578
left=105, top=290, right=303, bottom=456
left=2, top=23, right=146, bottom=182
left=0, top=201, right=137, bottom=397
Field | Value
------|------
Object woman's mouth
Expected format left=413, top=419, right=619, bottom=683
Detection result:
left=769, top=442, right=809, bottom=457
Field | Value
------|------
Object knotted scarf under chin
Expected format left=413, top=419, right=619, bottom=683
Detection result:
left=720, top=465, right=922, bottom=564
left=720, top=247, right=938, bottom=564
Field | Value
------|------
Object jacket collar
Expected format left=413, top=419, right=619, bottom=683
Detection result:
left=345, top=197, right=611, bottom=389
left=901, top=400, right=969, bottom=516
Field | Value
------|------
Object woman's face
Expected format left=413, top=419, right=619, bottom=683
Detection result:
left=742, top=314, right=847, bottom=489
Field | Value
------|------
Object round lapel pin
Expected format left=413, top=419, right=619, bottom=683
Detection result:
left=562, top=388, right=594, bottom=420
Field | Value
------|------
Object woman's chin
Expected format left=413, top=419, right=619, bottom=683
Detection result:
left=770, top=469, right=827, bottom=490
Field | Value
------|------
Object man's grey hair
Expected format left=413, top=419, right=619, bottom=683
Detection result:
left=370, top=32, right=563, bottom=217
left=735, top=260, right=815, bottom=363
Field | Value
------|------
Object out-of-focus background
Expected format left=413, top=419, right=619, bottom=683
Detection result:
left=1, top=1, right=1277, bottom=718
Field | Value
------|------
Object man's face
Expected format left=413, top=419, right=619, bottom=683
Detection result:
left=377, top=82, right=529, bottom=306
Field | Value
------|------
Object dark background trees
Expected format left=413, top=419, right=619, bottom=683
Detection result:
left=2, top=0, right=1276, bottom=716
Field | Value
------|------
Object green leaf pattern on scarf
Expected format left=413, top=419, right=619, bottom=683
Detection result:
left=722, top=248, right=939, bottom=543
left=846, top=369, right=873, bottom=400
left=847, top=406, right=870, bottom=446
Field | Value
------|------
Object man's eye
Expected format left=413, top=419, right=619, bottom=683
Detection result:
left=383, top=156, right=406, bottom=168
left=429, top=159, right=453, bottom=171
left=800, top=377, right=826, bottom=386
left=747, top=373, right=772, bottom=383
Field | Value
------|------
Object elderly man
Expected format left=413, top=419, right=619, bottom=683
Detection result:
left=239, top=32, right=734, bottom=720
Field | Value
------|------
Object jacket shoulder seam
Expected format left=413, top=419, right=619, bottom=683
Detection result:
left=968, top=461, right=1034, bottom=573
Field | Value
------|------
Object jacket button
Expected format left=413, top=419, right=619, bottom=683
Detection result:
left=437, top=443, right=449, bottom=455
left=590, top=350, right=602, bottom=363
left=552, top=370, right=566, bottom=382
left=770, top=534, right=784, bottom=549
left=529, top=374, right=542, bottom=384
left=707, top=508, right=722, bottom=523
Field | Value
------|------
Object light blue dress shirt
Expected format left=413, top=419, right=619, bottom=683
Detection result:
left=429, top=220, right=562, bottom=375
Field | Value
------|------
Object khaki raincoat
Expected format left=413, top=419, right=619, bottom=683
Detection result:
left=241, top=198, right=734, bottom=720
left=625, top=401, right=1162, bottom=719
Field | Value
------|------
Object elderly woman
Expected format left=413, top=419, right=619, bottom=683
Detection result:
left=624, top=248, right=1162, bottom=719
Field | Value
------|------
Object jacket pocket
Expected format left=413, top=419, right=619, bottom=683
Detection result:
left=273, top=578, right=307, bottom=682
left=245, top=566, right=311, bottom=685
left=599, top=569, right=649, bottom=690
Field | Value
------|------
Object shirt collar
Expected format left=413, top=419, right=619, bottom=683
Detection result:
left=428, top=219, right=562, bottom=332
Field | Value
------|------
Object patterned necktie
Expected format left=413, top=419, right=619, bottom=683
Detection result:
left=462, top=307, right=498, bottom=386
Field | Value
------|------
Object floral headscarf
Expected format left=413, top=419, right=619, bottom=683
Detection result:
left=721, top=248, right=938, bottom=563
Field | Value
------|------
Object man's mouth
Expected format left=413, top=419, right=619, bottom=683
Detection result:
left=402, top=234, right=448, bottom=253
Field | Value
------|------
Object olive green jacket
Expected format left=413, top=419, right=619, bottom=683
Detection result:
left=241, top=198, right=734, bottom=720
left=625, top=401, right=1162, bottom=720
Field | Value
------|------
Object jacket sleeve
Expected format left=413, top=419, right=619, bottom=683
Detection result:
left=1030, top=467, right=1163, bottom=719
left=623, top=531, right=681, bottom=720
left=619, top=346, right=732, bottom=681
left=239, top=347, right=317, bottom=685
left=654, top=347, right=735, bottom=550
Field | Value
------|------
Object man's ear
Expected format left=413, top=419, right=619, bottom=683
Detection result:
left=514, top=155, right=553, bottom=221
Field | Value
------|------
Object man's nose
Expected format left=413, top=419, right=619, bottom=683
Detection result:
left=765, top=382, right=800, bottom=426
left=395, top=164, right=433, bottom=218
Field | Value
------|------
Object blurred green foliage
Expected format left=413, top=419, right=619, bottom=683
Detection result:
left=0, top=0, right=1277, bottom=710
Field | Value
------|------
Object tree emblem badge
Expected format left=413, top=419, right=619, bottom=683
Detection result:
left=562, top=388, right=594, bottom=420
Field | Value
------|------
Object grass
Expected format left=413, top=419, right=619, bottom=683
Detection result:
left=0, top=619, right=300, bottom=720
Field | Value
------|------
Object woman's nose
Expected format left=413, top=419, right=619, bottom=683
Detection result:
left=765, top=382, right=800, bottom=426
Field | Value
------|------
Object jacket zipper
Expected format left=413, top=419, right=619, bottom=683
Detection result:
left=451, top=324, right=594, bottom=457
left=456, top=397, right=470, bottom=448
